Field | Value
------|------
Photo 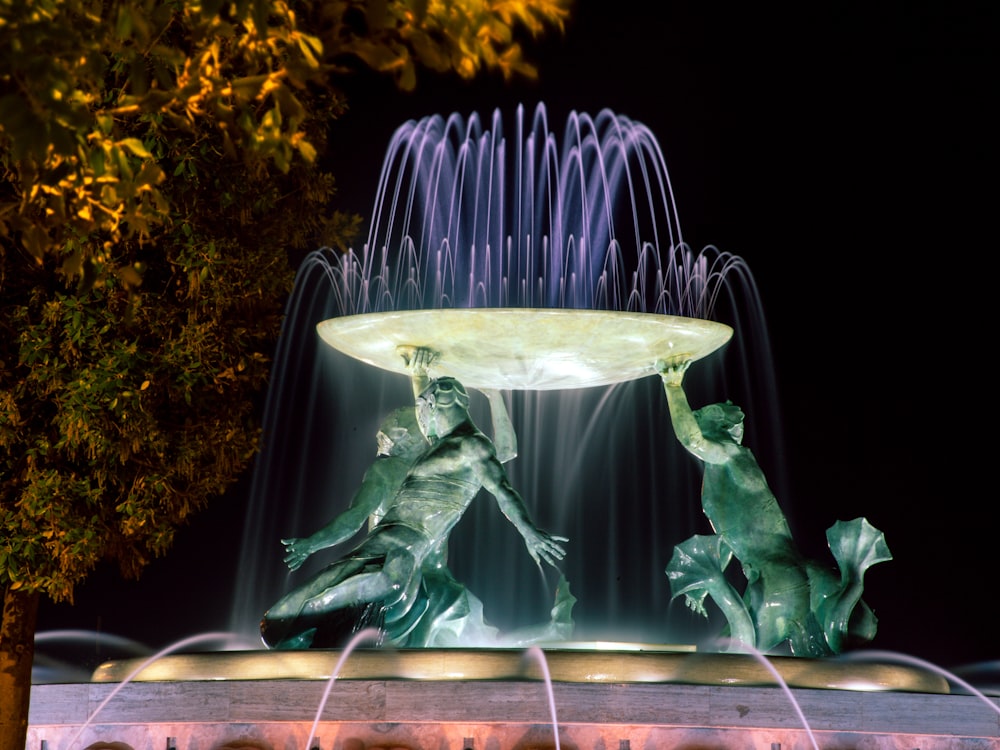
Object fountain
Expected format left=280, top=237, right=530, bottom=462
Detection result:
left=226, top=104, right=775, bottom=650
left=27, top=104, right=1000, bottom=748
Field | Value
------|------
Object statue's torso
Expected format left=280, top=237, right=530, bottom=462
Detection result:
left=701, top=448, right=794, bottom=560
left=376, top=424, right=489, bottom=549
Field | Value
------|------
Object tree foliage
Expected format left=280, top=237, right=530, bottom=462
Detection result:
left=0, top=0, right=569, bottom=743
left=1, top=0, right=569, bottom=607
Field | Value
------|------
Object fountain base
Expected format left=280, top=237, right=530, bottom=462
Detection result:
left=28, top=649, right=999, bottom=750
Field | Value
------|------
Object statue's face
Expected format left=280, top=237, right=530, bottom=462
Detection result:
left=415, top=377, right=468, bottom=441
left=694, top=402, right=745, bottom=444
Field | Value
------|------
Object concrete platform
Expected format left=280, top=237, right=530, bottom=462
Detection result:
left=26, top=649, right=1000, bottom=749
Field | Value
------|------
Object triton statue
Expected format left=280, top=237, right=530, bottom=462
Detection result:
left=261, top=348, right=570, bottom=648
left=657, top=359, right=891, bottom=656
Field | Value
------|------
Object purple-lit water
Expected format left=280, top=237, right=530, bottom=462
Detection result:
left=28, top=102, right=1000, bottom=750
left=64, top=632, right=259, bottom=748
left=33, top=629, right=1000, bottom=748
left=304, top=627, right=383, bottom=750
left=523, top=644, right=564, bottom=750
left=228, top=103, right=783, bottom=648
left=714, top=637, right=821, bottom=750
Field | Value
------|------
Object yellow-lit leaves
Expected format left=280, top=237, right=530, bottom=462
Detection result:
left=361, top=0, right=569, bottom=86
left=2, top=0, right=569, bottom=275
left=135, top=160, right=166, bottom=190
left=0, top=0, right=569, bottom=611
left=20, top=226, right=52, bottom=263
left=294, top=135, right=317, bottom=164
left=2, top=466, right=104, bottom=600
left=116, top=263, right=145, bottom=290
left=119, top=138, right=153, bottom=159
left=296, top=33, right=324, bottom=69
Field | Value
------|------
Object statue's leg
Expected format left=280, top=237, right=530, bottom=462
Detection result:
left=265, top=558, right=365, bottom=619
left=260, top=558, right=368, bottom=648
left=298, top=547, right=419, bottom=617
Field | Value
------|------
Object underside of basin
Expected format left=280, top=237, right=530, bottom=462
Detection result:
left=316, top=308, right=733, bottom=390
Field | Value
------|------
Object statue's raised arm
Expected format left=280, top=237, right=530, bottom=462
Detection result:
left=480, top=388, right=517, bottom=463
left=656, top=358, right=733, bottom=465
left=398, top=345, right=438, bottom=398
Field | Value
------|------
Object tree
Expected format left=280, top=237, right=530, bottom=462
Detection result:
left=0, top=0, right=570, bottom=746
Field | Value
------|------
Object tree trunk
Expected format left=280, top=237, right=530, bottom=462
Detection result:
left=0, top=586, right=40, bottom=750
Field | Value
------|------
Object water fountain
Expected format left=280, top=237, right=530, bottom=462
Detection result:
left=27, top=104, right=999, bottom=748
left=226, top=104, right=775, bottom=650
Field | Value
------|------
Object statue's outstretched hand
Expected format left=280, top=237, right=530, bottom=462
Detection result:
left=522, top=527, right=569, bottom=568
left=281, top=537, right=313, bottom=572
left=399, top=345, right=438, bottom=375
left=656, top=358, right=691, bottom=387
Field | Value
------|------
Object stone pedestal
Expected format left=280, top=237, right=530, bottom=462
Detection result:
left=27, top=649, right=1000, bottom=750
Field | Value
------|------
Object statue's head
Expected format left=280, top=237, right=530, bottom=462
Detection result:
left=376, top=406, right=426, bottom=458
left=416, top=377, right=470, bottom=440
left=693, top=401, right=745, bottom=444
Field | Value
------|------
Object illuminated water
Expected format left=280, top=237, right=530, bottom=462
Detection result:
left=26, top=100, right=1000, bottom=750
left=227, top=103, right=783, bottom=648
left=63, top=632, right=259, bottom=749
left=31, top=630, right=999, bottom=749
left=523, top=644, right=563, bottom=750
left=304, top=627, right=383, bottom=750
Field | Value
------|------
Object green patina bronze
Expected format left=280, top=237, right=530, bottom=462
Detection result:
left=657, top=359, right=891, bottom=656
left=261, top=348, right=572, bottom=649
left=262, top=341, right=887, bottom=657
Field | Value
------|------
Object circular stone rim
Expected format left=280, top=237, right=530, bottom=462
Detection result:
left=90, top=647, right=949, bottom=694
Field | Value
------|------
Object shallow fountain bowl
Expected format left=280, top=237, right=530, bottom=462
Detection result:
left=316, top=308, right=733, bottom=390
left=89, top=645, right=949, bottom=694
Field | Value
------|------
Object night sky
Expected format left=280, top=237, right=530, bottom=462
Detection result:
left=36, top=4, right=993, bottom=678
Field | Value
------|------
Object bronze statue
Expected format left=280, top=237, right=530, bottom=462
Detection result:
left=657, top=359, right=890, bottom=656
left=261, top=349, right=569, bottom=648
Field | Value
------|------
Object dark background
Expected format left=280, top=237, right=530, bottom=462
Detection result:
left=37, top=4, right=994, bottom=676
